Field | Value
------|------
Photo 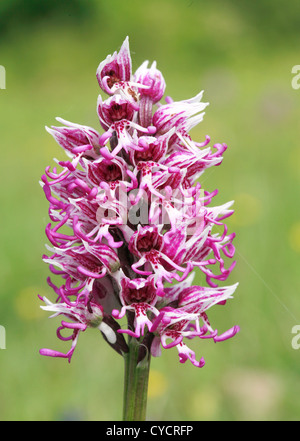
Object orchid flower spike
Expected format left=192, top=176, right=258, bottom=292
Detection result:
left=40, top=36, right=239, bottom=368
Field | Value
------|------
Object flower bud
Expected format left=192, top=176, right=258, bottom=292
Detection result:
left=134, top=61, right=166, bottom=103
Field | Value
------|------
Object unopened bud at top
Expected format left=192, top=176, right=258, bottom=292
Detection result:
left=134, top=61, right=166, bottom=103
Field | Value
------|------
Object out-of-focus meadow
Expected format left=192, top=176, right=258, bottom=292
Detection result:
left=0, top=0, right=299, bottom=421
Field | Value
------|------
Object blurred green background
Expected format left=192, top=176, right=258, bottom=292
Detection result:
left=0, top=0, right=299, bottom=421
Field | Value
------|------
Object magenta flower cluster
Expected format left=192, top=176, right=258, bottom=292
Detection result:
left=39, top=37, right=239, bottom=367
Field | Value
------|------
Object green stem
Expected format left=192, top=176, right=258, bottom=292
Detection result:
left=123, top=336, right=151, bottom=421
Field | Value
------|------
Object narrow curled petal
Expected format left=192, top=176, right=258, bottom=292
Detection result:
left=213, top=325, right=240, bottom=342
left=177, top=342, right=206, bottom=368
